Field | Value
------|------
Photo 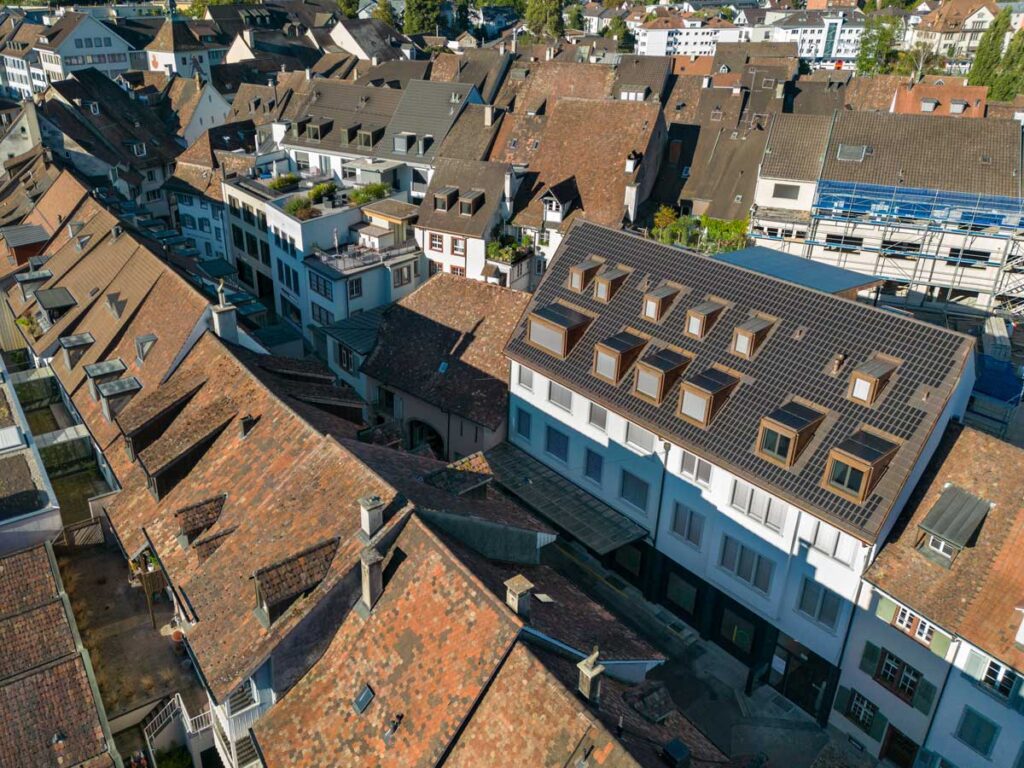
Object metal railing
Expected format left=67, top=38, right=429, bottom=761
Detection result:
left=142, top=692, right=212, bottom=747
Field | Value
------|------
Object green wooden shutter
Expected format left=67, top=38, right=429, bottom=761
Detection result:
left=867, top=708, right=888, bottom=742
left=962, top=649, right=987, bottom=681
left=875, top=595, right=897, bottom=623
left=928, top=630, right=951, bottom=660
left=1010, top=675, right=1024, bottom=714
left=833, top=685, right=851, bottom=714
left=912, top=677, right=936, bottom=715
left=860, top=641, right=881, bottom=676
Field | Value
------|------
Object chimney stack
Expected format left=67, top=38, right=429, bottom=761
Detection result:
left=360, top=546, right=384, bottom=612
left=545, top=46, right=554, bottom=61
left=359, top=495, right=385, bottom=541
left=503, top=574, right=534, bottom=618
left=577, top=648, right=605, bottom=705
left=484, top=104, right=495, bottom=127
left=212, top=279, right=238, bottom=345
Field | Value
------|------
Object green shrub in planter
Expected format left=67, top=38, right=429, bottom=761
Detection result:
left=309, top=182, right=337, bottom=203
left=268, top=173, right=300, bottom=191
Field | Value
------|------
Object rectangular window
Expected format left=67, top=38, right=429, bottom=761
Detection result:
left=672, top=503, right=703, bottom=549
left=982, top=659, right=1019, bottom=698
left=811, top=522, right=855, bottom=565
left=956, top=707, right=999, bottom=757
left=680, top=451, right=712, bottom=486
left=730, top=480, right=786, bottom=532
left=393, top=264, right=413, bottom=288
left=620, top=470, right=649, bottom=511
left=516, top=408, right=531, bottom=439
left=625, top=422, right=655, bottom=453
left=348, top=278, right=362, bottom=299
left=429, top=232, right=443, bottom=251
left=545, top=426, right=569, bottom=462
left=337, top=344, right=355, bottom=374
left=719, top=536, right=774, bottom=594
left=847, top=691, right=877, bottom=731
left=528, top=319, right=563, bottom=356
left=518, top=365, right=533, bottom=391
left=680, top=389, right=708, bottom=423
left=589, top=403, right=607, bottom=431
left=308, top=271, right=334, bottom=300
left=452, top=237, right=465, bottom=256
left=796, top=578, right=841, bottom=630
left=829, top=459, right=864, bottom=496
left=760, top=427, right=791, bottom=462
left=584, top=449, right=603, bottom=483
left=548, top=381, right=572, bottom=411
left=772, top=183, right=800, bottom=200
left=310, top=302, right=334, bottom=325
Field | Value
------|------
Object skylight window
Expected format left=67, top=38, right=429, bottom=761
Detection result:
left=836, top=143, right=868, bottom=163
left=353, top=684, right=375, bottom=714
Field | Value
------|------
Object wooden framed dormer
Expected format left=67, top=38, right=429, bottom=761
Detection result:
left=848, top=357, right=899, bottom=406
left=755, top=400, right=825, bottom=469
left=525, top=303, right=592, bottom=359
left=592, top=330, right=645, bottom=384
left=593, top=267, right=628, bottom=303
left=642, top=285, right=678, bottom=323
left=731, top=316, right=774, bottom=360
left=677, top=366, right=739, bottom=428
left=683, top=300, right=725, bottom=340
left=568, top=259, right=601, bottom=293
left=822, top=428, right=899, bottom=504
left=633, top=348, right=689, bottom=405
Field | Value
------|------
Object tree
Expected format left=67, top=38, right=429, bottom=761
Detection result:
left=337, top=0, right=359, bottom=18
left=184, top=0, right=256, bottom=19
left=403, top=0, right=440, bottom=35
left=604, top=16, right=634, bottom=52
left=968, top=7, right=1010, bottom=86
left=653, top=204, right=677, bottom=231
left=566, top=4, right=583, bottom=29
left=991, top=28, right=1024, bottom=100
left=525, top=0, right=563, bottom=37
left=372, top=0, right=397, bottom=26
left=454, top=0, right=470, bottom=33
left=856, top=14, right=898, bottom=75
left=893, top=42, right=943, bottom=80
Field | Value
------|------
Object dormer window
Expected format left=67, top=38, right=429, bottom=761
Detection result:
left=592, top=331, right=645, bottom=384
left=756, top=401, right=825, bottom=468
left=848, top=358, right=898, bottom=405
left=950, top=99, right=967, bottom=114
left=732, top=316, right=773, bottom=359
left=568, top=259, right=601, bottom=292
left=642, top=285, right=678, bottom=322
left=916, top=484, right=990, bottom=567
left=823, top=429, right=899, bottom=503
left=458, top=190, right=483, bottom=216
left=393, top=131, right=416, bottom=154
left=135, top=333, right=157, bottom=363
left=678, top=367, right=739, bottom=428
left=634, top=348, right=689, bottom=405
left=526, top=303, right=591, bottom=358
left=920, top=98, right=938, bottom=112
left=684, top=300, right=724, bottom=340
left=593, top=267, right=627, bottom=303
left=59, top=332, right=95, bottom=369
left=433, top=186, right=457, bottom=211
left=133, top=142, right=147, bottom=158
left=253, top=537, right=340, bottom=628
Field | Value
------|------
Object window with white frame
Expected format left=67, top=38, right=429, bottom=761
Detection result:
left=719, top=536, right=774, bottom=594
left=429, top=232, right=443, bottom=251
left=680, top=450, right=712, bottom=486
left=927, top=534, right=955, bottom=559
left=625, top=422, right=655, bottom=453
left=811, top=521, right=856, bottom=565
left=730, top=480, right=786, bottom=532
left=518, top=365, right=533, bottom=391
left=982, top=659, right=1019, bottom=698
left=915, top=618, right=935, bottom=644
left=796, top=578, right=841, bottom=630
left=589, top=403, right=607, bottom=431
left=846, top=691, right=876, bottom=731
left=671, top=503, right=703, bottom=549
left=548, top=381, right=572, bottom=411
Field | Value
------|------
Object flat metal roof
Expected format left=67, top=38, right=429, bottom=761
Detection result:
left=715, top=247, right=882, bottom=295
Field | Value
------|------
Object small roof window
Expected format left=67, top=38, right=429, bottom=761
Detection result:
left=731, top=316, right=773, bottom=359
left=684, top=300, right=724, bottom=340
left=634, top=348, right=689, bottom=405
left=849, top=357, right=898, bottom=406
left=836, top=143, right=868, bottom=162
left=593, top=330, right=645, bottom=384
left=527, top=303, right=592, bottom=358
left=757, top=401, right=824, bottom=468
left=824, top=429, right=899, bottom=503
left=678, top=367, right=739, bottom=428
left=568, top=259, right=601, bottom=292
left=917, top=484, right=990, bottom=565
left=642, top=284, right=678, bottom=322
left=593, top=267, right=628, bottom=303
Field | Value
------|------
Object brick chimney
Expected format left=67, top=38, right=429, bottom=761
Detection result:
left=577, top=648, right=605, bottom=705
left=360, top=547, right=383, bottom=612
left=503, top=574, right=534, bottom=618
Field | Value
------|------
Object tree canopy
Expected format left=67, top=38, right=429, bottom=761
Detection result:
left=525, top=0, right=564, bottom=37
left=968, top=8, right=1010, bottom=86
left=371, top=0, right=397, bottom=27
left=855, top=14, right=899, bottom=75
left=403, top=0, right=440, bottom=35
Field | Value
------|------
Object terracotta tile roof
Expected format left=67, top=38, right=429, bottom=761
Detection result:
left=170, top=121, right=257, bottom=201
left=104, top=331, right=404, bottom=700
left=145, top=17, right=207, bottom=51
left=174, top=494, right=226, bottom=539
left=487, top=110, right=546, bottom=164
left=891, top=81, right=987, bottom=118
left=253, top=514, right=523, bottom=767
left=138, top=394, right=239, bottom=475
left=437, top=103, right=504, bottom=161
left=342, top=439, right=555, bottom=534
left=496, top=60, right=616, bottom=113
left=917, top=0, right=997, bottom=32
left=0, top=146, right=64, bottom=231
left=116, top=373, right=207, bottom=437
left=761, top=112, right=834, bottom=181
left=512, top=98, right=662, bottom=229
left=416, top=157, right=508, bottom=239
left=16, top=166, right=89, bottom=234
left=361, top=273, right=530, bottom=429
left=446, top=643, right=737, bottom=768
left=254, top=536, right=340, bottom=609
left=866, top=425, right=1024, bottom=668
left=0, top=544, right=118, bottom=768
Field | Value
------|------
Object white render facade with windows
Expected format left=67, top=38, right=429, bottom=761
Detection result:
left=176, top=189, right=227, bottom=262
left=832, top=585, right=1024, bottom=768
left=37, top=16, right=134, bottom=83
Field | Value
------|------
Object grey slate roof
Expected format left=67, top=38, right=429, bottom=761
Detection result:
left=378, top=80, right=478, bottom=163
left=504, top=222, right=975, bottom=542
left=760, top=112, right=833, bottom=181
left=281, top=80, right=403, bottom=155
left=0, top=223, right=48, bottom=247
left=820, top=111, right=1022, bottom=197
left=416, top=157, right=508, bottom=239
left=322, top=305, right=386, bottom=355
